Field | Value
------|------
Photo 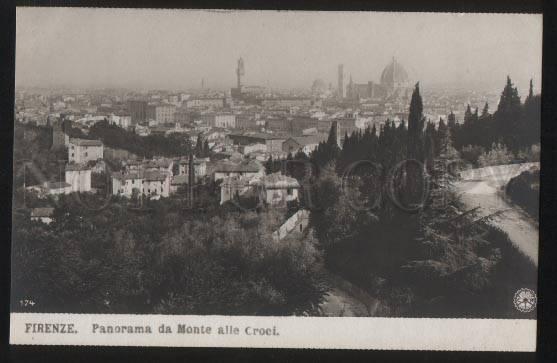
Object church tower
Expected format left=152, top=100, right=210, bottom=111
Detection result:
left=337, top=64, right=344, bottom=99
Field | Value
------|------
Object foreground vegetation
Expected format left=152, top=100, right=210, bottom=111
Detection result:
left=12, top=194, right=326, bottom=315
left=12, top=77, right=539, bottom=317
left=506, top=169, right=540, bottom=221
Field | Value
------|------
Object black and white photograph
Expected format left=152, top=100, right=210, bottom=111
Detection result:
left=9, top=7, right=542, bottom=350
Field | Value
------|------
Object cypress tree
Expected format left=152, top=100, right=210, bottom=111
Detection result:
left=195, top=133, right=204, bottom=157
left=481, top=102, right=489, bottom=118
left=265, top=156, right=273, bottom=174
left=447, top=111, right=456, bottom=129
left=203, top=139, right=210, bottom=157
left=494, top=76, right=522, bottom=152
left=407, top=82, right=425, bottom=161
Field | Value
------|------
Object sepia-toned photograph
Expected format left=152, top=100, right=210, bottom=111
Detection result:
left=10, top=7, right=541, bottom=349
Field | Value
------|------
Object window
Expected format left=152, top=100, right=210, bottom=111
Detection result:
left=85, top=152, right=88, bottom=157
left=287, top=188, right=293, bottom=196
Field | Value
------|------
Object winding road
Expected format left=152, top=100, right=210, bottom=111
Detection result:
left=318, top=162, right=540, bottom=316
left=455, top=162, right=539, bottom=265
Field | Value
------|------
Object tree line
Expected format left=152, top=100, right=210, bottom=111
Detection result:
left=450, top=77, right=540, bottom=158
left=274, top=80, right=537, bottom=317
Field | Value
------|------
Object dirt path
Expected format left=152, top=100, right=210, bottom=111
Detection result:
left=319, top=270, right=380, bottom=317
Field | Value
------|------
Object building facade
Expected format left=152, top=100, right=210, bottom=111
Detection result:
left=127, top=100, right=147, bottom=124
left=185, top=97, right=225, bottom=109
left=68, top=138, right=104, bottom=164
left=146, top=103, right=176, bottom=124
left=65, top=164, right=92, bottom=193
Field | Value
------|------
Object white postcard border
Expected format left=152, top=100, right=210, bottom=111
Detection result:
left=10, top=313, right=536, bottom=351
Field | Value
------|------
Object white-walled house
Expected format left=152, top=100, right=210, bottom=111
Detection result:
left=178, top=157, right=208, bottom=180
left=219, top=175, right=253, bottom=204
left=111, top=170, right=170, bottom=200
left=68, top=138, right=104, bottom=164
left=143, top=170, right=170, bottom=199
left=65, top=163, right=92, bottom=193
left=212, top=160, right=264, bottom=181
left=108, top=114, right=132, bottom=129
left=30, top=207, right=55, bottom=224
left=256, top=173, right=300, bottom=206
left=112, top=172, right=143, bottom=198
left=43, top=181, right=71, bottom=196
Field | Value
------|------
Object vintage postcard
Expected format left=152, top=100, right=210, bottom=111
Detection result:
left=10, top=8, right=541, bottom=350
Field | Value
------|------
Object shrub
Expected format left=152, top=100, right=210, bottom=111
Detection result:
left=477, top=143, right=514, bottom=167
left=460, top=145, right=485, bottom=166
left=506, top=169, right=539, bottom=220
left=516, top=143, right=540, bottom=162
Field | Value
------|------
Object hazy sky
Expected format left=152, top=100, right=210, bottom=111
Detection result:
left=16, top=8, right=542, bottom=93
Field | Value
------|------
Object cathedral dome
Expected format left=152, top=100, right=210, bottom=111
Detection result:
left=380, top=57, right=409, bottom=86
left=311, top=78, right=327, bottom=94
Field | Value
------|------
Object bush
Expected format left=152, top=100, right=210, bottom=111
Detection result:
left=460, top=145, right=485, bottom=166
left=506, top=169, right=539, bottom=220
left=516, top=143, right=540, bottom=163
left=477, top=143, right=514, bottom=167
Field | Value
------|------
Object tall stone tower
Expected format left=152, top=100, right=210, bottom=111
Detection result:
left=188, top=152, right=195, bottom=208
left=236, top=57, right=245, bottom=90
left=337, top=64, right=344, bottom=99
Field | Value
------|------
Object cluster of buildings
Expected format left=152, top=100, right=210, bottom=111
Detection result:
left=19, top=56, right=506, bottom=224
left=27, top=132, right=105, bottom=198
left=33, top=115, right=302, bottom=208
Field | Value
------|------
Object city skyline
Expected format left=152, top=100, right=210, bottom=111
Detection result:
left=16, top=8, right=542, bottom=94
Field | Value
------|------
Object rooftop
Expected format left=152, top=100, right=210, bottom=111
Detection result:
left=143, top=170, right=170, bottom=182
left=111, top=171, right=142, bottom=181
left=112, top=169, right=169, bottom=182
left=69, top=138, right=103, bottom=147
left=171, top=175, right=189, bottom=185
left=228, top=132, right=288, bottom=140
left=45, top=181, right=71, bottom=189
left=213, top=160, right=261, bottom=173
left=287, top=134, right=328, bottom=146
left=31, top=207, right=54, bottom=218
left=257, top=173, right=300, bottom=189
left=65, top=163, right=92, bottom=171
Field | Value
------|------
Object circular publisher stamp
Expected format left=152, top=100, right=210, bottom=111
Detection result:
left=513, top=288, right=537, bottom=313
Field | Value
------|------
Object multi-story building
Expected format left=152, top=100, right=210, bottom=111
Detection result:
left=174, top=108, right=192, bottom=125
left=260, top=97, right=313, bottom=108
left=178, top=157, right=208, bottom=180
left=214, top=114, right=236, bottom=128
left=111, top=169, right=171, bottom=200
left=127, top=100, right=148, bottom=124
left=143, top=170, right=171, bottom=199
left=51, top=123, right=69, bottom=149
left=68, top=138, right=104, bottom=164
left=219, top=175, right=253, bottom=204
left=212, top=159, right=264, bottom=181
left=108, top=113, right=132, bottom=129
left=198, top=113, right=236, bottom=128
left=142, top=158, right=174, bottom=175
left=282, top=134, right=327, bottom=155
left=65, top=163, right=92, bottom=193
left=235, top=114, right=259, bottom=130
left=227, top=132, right=287, bottom=153
left=111, top=171, right=143, bottom=198
left=146, top=103, right=176, bottom=124
left=185, top=97, right=225, bottom=109
left=256, top=173, right=300, bottom=206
